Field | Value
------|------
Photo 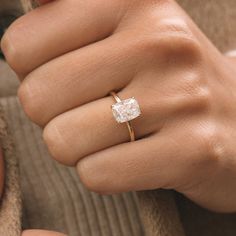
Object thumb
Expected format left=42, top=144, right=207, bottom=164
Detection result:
left=22, top=230, right=67, bottom=236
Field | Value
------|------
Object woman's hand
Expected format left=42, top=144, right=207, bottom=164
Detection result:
left=2, top=0, right=236, bottom=212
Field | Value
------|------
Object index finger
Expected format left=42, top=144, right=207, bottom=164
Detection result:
left=1, top=0, right=124, bottom=76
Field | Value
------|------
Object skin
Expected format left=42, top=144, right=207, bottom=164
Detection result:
left=1, top=2, right=236, bottom=230
left=36, top=0, right=53, bottom=5
left=22, top=230, right=66, bottom=236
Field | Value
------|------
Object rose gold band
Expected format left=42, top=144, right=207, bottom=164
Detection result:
left=110, top=92, right=136, bottom=142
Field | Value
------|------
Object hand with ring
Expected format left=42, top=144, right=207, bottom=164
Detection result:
left=2, top=0, right=236, bottom=213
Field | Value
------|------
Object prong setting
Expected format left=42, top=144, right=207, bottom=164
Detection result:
left=111, top=97, right=141, bottom=123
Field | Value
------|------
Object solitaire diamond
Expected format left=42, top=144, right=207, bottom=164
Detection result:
left=111, top=97, right=141, bottom=123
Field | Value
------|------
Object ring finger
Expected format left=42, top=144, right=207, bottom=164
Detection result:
left=42, top=84, right=170, bottom=166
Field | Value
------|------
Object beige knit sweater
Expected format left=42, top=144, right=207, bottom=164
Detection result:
left=0, top=1, right=235, bottom=235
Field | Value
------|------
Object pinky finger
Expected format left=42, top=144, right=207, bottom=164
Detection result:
left=76, top=131, right=203, bottom=194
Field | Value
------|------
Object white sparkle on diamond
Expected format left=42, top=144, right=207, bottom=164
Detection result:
left=111, top=98, right=141, bottom=123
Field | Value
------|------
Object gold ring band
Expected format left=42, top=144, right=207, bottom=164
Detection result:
left=110, top=91, right=139, bottom=142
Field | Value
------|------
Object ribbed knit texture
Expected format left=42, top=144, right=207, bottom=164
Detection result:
left=0, top=96, right=145, bottom=236
left=0, top=61, right=19, bottom=98
left=0, top=104, right=21, bottom=236
left=177, top=0, right=236, bottom=52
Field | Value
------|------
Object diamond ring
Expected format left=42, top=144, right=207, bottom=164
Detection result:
left=110, top=91, right=141, bottom=142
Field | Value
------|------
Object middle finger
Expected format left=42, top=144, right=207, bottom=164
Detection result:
left=18, top=32, right=151, bottom=126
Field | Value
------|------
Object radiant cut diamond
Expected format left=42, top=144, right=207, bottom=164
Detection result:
left=111, top=97, right=141, bottom=123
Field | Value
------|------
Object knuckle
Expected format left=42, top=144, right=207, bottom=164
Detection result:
left=170, top=78, right=211, bottom=114
left=43, top=123, right=60, bottom=160
left=159, top=35, right=201, bottom=63
left=43, top=121, right=73, bottom=166
left=137, top=19, right=202, bottom=64
left=1, top=23, right=27, bottom=75
left=43, top=120, right=77, bottom=166
left=186, top=80, right=211, bottom=111
left=200, top=124, right=226, bottom=162
left=193, top=86, right=211, bottom=109
left=17, top=82, right=45, bottom=125
left=77, top=161, right=109, bottom=193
